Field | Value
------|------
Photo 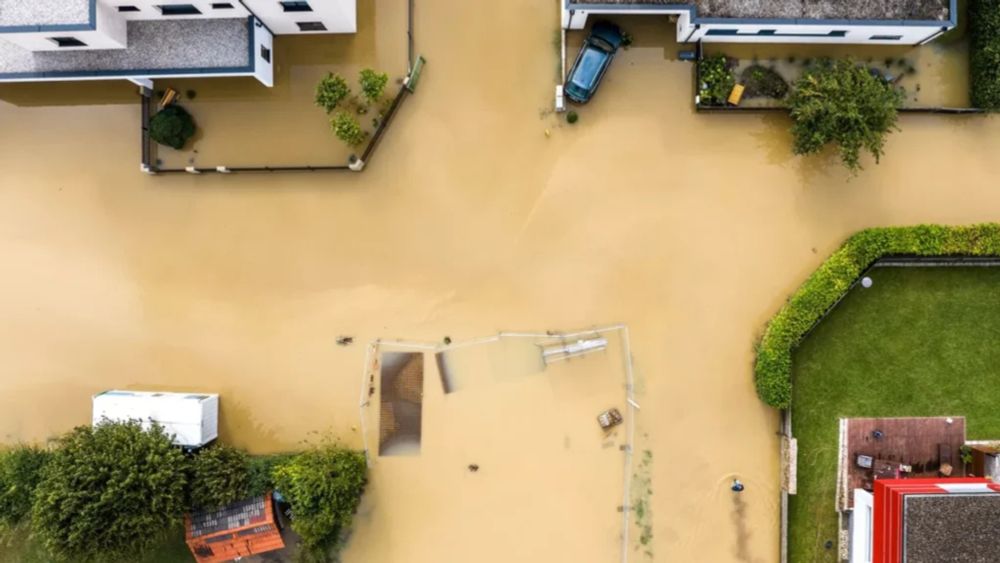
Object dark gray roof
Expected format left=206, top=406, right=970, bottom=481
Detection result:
left=566, top=0, right=952, bottom=21
left=904, top=494, right=1000, bottom=563
left=189, top=496, right=269, bottom=538
left=0, top=18, right=250, bottom=78
left=0, top=0, right=90, bottom=27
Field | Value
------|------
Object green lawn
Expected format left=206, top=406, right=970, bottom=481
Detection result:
left=788, top=266, right=1000, bottom=562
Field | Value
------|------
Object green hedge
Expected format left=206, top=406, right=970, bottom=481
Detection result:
left=971, top=0, right=1000, bottom=109
left=755, top=224, right=1000, bottom=408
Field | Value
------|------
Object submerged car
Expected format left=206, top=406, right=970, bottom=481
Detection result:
left=565, top=21, right=624, bottom=104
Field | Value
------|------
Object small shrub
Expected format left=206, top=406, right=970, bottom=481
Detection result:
left=315, top=73, right=351, bottom=113
left=189, top=444, right=251, bottom=510
left=359, top=69, right=389, bottom=104
left=787, top=58, right=902, bottom=174
left=754, top=224, right=1000, bottom=408
left=149, top=105, right=196, bottom=150
left=740, top=65, right=789, bottom=99
left=272, top=444, right=366, bottom=561
left=31, top=421, right=188, bottom=561
left=566, top=110, right=579, bottom=124
left=0, top=445, right=50, bottom=528
left=331, top=111, right=368, bottom=146
left=970, top=0, right=1000, bottom=109
left=698, top=54, right=735, bottom=106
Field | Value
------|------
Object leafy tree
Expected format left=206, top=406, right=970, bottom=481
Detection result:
left=315, top=73, right=351, bottom=113
left=331, top=112, right=368, bottom=146
left=188, top=445, right=250, bottom=510
left=787, top=59, right=903, bottom=174
left=272, top=444, right=366, bottom=561
left=971, top=0, right=1000, bottom=109
left=0, top=445, right=50, bottom=528
left=358, top=69, right=389, bottom=104
left=149, top=105, right=196, bottom=150
left=31, top=421, right=188, bottom=562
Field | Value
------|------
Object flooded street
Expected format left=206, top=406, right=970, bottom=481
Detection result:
left=2, top=2, right=1000, bottom=562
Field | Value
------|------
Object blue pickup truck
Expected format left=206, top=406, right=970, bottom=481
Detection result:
left=564, top=22, right=624, bottom=104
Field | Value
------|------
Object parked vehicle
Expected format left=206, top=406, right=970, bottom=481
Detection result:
left=92, top=390, right=219, bottom=449
left=565, top=21, right=624, bottom=104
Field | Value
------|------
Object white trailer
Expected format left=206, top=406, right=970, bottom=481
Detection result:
left=92, top=390, right=219, bottom=449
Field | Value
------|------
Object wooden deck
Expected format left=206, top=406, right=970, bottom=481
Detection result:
left=839, top=416, right=966, bottom=510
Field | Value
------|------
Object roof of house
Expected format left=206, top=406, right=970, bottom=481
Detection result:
left=0, top=0, right=90, bottom=28
left=0, top=18, right=251, bottom=79
left=188, top=496, right=269, bottom=539
left=566, top=0, right=952, bottom=21
left=904, top=494, right=1000, bottom=562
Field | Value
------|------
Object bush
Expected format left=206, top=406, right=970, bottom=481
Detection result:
left=740, top=65, right=789, bottom=99
left=149, top=105, right=196, bottom=150
left=787, top=59, right=902, bottom=174
left=315, top=73, right=351, bottom=113
left=0, top=445, right=50, bottom=528
left=331, top=112, right=368, bottom=146
left=188, top=445, right=251, bottom=510
left=358, top=69, right=389, bottom=104
left=971, top=0, right=1000, bottom=109
left=698, top=54, right=735, bottom=106
left=566, top=110, right=578, bottom=124
left=755, top=224, right=1000, bottom=408
left=247, top=453, right=294, bottom=497
left=31, top=421, right=188, bottom=561
left=272, top=444, right=366, bottom=561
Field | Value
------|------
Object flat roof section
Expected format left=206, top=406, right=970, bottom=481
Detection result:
left=904, top=494, right=1000, bottom=562
left=566, top=0, right=952, bottom=21
left=0, top=0, right=91, bottom=28
left=0, top=17, right=251, bottom=79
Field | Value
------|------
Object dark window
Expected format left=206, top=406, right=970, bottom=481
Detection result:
left=704, top=29, right=738, bottom=36
left=296, top=21, right=326, bottom=31
left=212, top=2, right=234, bottom=8
left=870, top=35, right=903, bottom=41
left=260, top=45, right=271, bottom=62
left=827, top=30, right=848, bottom=37
left=281, top=1, right=313, bottom=12
left=50, top=37, right=87, bottom=47
left=117, top=5, right=140, bottom=12
left=158, top=4, right=201, bottom=15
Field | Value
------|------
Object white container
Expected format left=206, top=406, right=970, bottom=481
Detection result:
left=92, top=390, right=219, bottom=448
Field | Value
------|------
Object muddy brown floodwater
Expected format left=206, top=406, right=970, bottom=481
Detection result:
left=3, top=1, right=1000, bottom=562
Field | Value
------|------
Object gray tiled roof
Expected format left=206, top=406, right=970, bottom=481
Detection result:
left=0, top=18, right=250, bottom=77
left=904, top=494, right=1000, bottom=563
left=189, top=496, right=269, bottom=538
left=0, top=0, right=90, bottom=27
left=566, top=0, right=951, bottom=21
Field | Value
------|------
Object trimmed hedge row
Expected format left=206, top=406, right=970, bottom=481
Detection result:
left=755, top=224, right=1000, bottom=408
left=971, top=0, right=1000, bottom=110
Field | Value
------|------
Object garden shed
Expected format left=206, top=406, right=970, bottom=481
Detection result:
left=185, top=495, right=285, bottom=563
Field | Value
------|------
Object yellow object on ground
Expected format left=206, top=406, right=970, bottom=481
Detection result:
left=728, top=83, right=745, bottom=106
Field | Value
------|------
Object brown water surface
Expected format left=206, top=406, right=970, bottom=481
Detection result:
left=2, top=3, right=999, bottom=563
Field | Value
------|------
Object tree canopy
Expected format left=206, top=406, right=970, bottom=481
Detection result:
left=787, top=59, right=903, bottom=174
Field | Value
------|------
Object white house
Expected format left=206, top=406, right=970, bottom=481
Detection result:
left=0, top=0, right=356, bottom=86
left=563, top=0, right=956, bottom=46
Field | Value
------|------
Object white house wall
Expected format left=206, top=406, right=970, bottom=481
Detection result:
left=252, top=18, right=274, bottom=86
left=105, top=0, right=252, bottom=21
left=242, top=0, right=356, bottom=34
left=564, top=7, right=946, bottom=45
left=1, top=2, right=127, bottom=51
left=849, top=489, right=874, bottom=563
